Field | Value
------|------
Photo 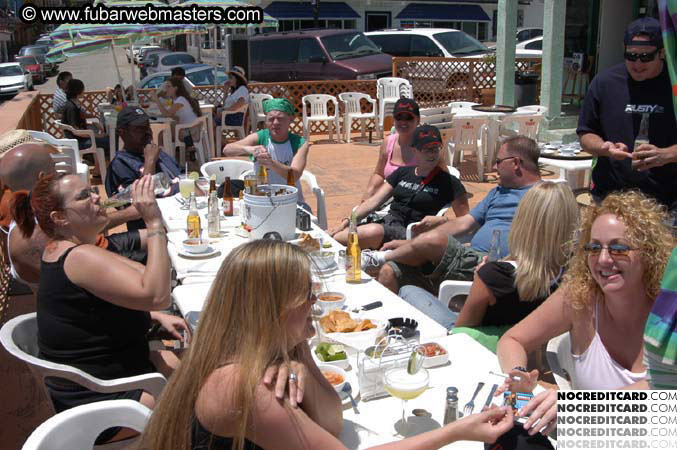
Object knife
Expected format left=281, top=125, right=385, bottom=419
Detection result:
left=484, top=384, right=499, bottom=409
left=351, top=301, right=382, bottom=313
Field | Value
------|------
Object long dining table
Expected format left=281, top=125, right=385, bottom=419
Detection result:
left=158, top=194, right=538, bottom=449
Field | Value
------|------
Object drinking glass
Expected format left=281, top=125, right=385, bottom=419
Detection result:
left=384, top=365, right=429, bottom=436
left=195, top=177, right=210, bottom=196
left=179, top=175, right=195, bottom=209
left=488, top=229, right=502, bottom=261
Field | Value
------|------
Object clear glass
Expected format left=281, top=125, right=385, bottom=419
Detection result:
left=101, top=172, right=170, bottom=208
left=195, top=177, right=210, bottom=196
left=178, top=175, right=195, bottom=210
left=488, top=229, right=502, bottom=261
left=384, top=366, right=429, bottom=436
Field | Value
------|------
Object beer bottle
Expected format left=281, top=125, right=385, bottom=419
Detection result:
left=207, top=191, right=220, bottom=238
left=208, top=177, right=216, bottom=194
left=345, top=208, right=361, bottom=284
left=287, top=169, right=295, bottom=187
left=186, top=192, right=201, bottom=239
left=257, top=164, right=268, bottom=186
left=223, top=176, right=234, bottom=217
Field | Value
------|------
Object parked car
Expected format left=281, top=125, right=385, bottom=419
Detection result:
left=17, top=45, right=57, bottom=75
left=137, top=64, right=228, bottom=89
left=515, top=36, right=543, bottom=58
left=127, top=43, right=155, bottom=63
left=516, top=27, right=543, bottom=43
left=366, top=28, right=492, bottom=58
left=145, top=52, right=196, bottom=76
left=15, top=56, right=46, bottom=84
left=0, top=63, right=33, bottom=97
left=136, top=45, right=163, bottom=65
left=249, top=29, right=392, bottom=82
left=138, top=48, right=168, bottom=78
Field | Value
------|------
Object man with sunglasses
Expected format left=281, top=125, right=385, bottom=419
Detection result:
left=577, top=17, right=677, bottom=217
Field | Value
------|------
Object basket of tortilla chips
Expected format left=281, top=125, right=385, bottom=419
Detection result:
left=318, top=310, right=385, bottom=351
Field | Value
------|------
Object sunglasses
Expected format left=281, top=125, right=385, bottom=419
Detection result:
left=418, top=145, right=442, bottom=155
left=583, top=242, right=637, bottom=257
left=495, top=155, right=519, bottom=165
left=394, top=114, right=415, bottom=121
left=624, top=49, right=659, bottom=62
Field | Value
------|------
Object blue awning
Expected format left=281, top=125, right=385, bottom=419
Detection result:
left=396, top=4, right=491, bottom=21
left=264, top=2, right=360, bottom=19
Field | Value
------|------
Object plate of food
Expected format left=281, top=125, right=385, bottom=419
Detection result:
left=318, top=310, right=385, bottom=351
left=290, top=233, right=322, bottom=252
left=416, top=342, right=449, bottom=368
left=312, top=342, right=350, bottom=369
left=317, top=364, right=360, bottom=408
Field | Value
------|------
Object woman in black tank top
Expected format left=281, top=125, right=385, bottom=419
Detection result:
left=12, top=173, right=186, bottom=443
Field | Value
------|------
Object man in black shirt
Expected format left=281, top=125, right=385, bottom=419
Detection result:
left=577, top=17, right=677, bottom=214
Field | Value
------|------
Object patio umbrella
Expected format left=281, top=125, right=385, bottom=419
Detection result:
left=48, top=1, right=207, bottom=100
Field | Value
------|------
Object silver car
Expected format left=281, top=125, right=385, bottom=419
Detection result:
left=0, top=63, right=33, bottom=96
left=146, top=52, right=196, bottom=76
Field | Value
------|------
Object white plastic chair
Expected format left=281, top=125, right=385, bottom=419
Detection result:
left=302, top=94, right=341, bottom=143
left=175, top=115, right=210, bottom=168
left=498, top=113, right=545, bottom=142
left=300, top=170, right=328, bottom=230
left=22, top=400, right=151, bottom=450
left=200, top=159, right=254, bottom=184
left=546, top=332, right=576, bottom=390
left=27, top=131, right=90, bottom=184
left=0, top=313, right=167, bottom=416
left=54, top=121, right=108, bottom=181
left=449, top=101, right=480, bottom=115
left=377, top=77, right=413, bottom=135
left=438, top=280, right=472, bottom=309
left=516, top=105, right=548, bottom=115
left=405, top=205, right=451, bottom=240
left=249, top=93, right=273, bottom=132
left=338, top=92, right=378, bottom=143
left=216, top=102, right=249, bottom=155
left=450, top=116, right=489, bottom=181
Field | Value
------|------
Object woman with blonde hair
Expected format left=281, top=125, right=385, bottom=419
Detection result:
left=496, top=191, right=672, bottom=438
left=141, top=240, right=515, bottom=450
left=454, top=181, right=578, bottom=328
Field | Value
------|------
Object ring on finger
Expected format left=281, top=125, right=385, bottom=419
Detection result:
left=288, top=372, right=298, bottom=382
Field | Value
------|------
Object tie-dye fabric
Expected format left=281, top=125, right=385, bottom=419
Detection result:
left=644, top=247, right=677, bottom=388
left=658, top=0, right=677, bottom=123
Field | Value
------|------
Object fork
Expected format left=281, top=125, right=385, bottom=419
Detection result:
left=462, top=382, right=485, bottom=417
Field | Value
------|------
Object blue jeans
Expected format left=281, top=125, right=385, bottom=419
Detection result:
left=398, top=285, right=458, bottom=330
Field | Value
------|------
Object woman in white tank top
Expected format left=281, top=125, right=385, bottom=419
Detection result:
left=494, top=191, right=672, bottom=437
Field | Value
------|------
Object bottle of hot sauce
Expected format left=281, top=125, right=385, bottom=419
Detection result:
left=223, top=177, right=234, bottom=217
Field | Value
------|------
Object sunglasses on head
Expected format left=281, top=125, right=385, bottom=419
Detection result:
left=583, top=242, right=637, bottom=257
left=624, top=49, right=659, bottom=62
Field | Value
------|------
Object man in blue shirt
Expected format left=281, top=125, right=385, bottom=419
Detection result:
left=367, top=136, right=542, bottom=294
left=105, top=106, right=181, bottom=230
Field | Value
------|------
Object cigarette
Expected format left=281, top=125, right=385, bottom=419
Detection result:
left=489, top=370, right=523, bottom=382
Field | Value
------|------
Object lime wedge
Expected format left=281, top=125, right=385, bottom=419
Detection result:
left=188, top=171, right=199, bottom=181
left=328, top=344, right=344, bottom=356
left=407, top=350, right=420, bottom=375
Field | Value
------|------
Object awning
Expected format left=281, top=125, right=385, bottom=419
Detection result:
left=396, top=4, right=491, bottom=21
left=264, top=1, right=360, bottom=19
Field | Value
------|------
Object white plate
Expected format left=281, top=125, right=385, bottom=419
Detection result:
left=311, top=343, right=351, bottom=370
left=177, top=246, right=221, bottom=258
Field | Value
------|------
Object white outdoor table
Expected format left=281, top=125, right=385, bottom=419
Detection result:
left=538, top=156, right=593, bottom=190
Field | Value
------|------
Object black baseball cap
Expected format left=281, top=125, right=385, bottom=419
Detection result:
left=116, top=106, right=150, bottom=128
left=412, top=125, right=442, bottom=150
left=393, top=98, right=420, bottom=119
left=624, top=17, right=663, bottom=48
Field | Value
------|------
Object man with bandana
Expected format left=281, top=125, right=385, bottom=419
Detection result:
left=223, top=97, right=311, bottom=205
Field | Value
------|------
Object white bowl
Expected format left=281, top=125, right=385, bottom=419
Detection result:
left=316, top=291, right=346, bottom=314
left=311, top=343, right=350, bottom=370
left=310, top=250, right=336, bottom=271
left=417, top=342, right=450, bottom=369
left=182, top=238, right=210, bottom=254
left=317, top=364, right=348, bottom=392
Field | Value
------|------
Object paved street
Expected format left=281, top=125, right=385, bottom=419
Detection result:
left=35, top=46, right=141, bottom=94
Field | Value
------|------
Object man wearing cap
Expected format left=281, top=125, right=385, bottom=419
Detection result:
left=577, top=17, right=677, bottom=214
left=366, top=136, right=542, bottom=295
left=330, top=125, right=467, bottom=249
left=223, top=97, right=311, bottom=205
left=105, top=106, right=181, bottom=231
